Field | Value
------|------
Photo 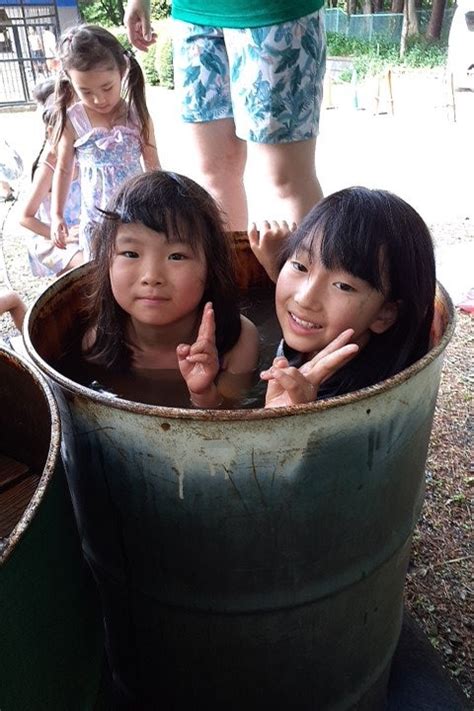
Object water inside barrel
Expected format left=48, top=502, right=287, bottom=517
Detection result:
left=53, top=286, right=282, bottom=409
left=0, top=452, right=40, bottom=540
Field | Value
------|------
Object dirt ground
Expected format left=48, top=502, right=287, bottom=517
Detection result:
left=0, top=70, right=473, bottom=700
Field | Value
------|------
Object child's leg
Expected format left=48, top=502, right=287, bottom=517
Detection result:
left=0, top=290, right=26, bottom=331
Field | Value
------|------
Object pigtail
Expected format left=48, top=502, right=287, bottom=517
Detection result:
left=123, top=51, right=150, bottom=146
left=50, top=74, right=75, bottom=146
left=31, top=135, right=48, bottom=180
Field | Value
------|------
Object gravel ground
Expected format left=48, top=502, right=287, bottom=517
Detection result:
left=1, top=73, right=473, bottom=700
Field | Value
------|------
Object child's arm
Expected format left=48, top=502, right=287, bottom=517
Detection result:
left=177, top=302, right=222, bottom=408
left=0, top=290, right=27, bottom=331
left=248, top=219, right=295, bottom=283
left=141, top=116, right=160, bottom=172
left=19, top=154, right=54, bottom=238
left=51, top=123, right=75, bottom=248
left=261, top=330, right=359, bottom=408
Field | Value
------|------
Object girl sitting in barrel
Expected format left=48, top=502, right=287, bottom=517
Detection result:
left=82, top=170, right=259, bottom=408
left=249, top=187, right=436, bottom=408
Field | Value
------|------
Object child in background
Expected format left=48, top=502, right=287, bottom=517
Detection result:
left=20, top=92, right=83, bottom=277
left=82, top=171, right=259, bottom=408
left=249, top=187, right=436, bottom=408
left=0, top=290, right=26, bottom=331
left=51, top=24, right=160, bottom=260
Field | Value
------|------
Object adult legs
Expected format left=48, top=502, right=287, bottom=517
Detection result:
left=249, top=138, right=323, bottom=224
left=184, top=118, right=248, bottom=232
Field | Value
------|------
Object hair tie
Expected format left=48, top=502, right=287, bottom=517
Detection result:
left=123, top=47, right=134, bottom=59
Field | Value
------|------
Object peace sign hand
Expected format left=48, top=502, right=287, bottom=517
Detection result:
left=177, top=302, right=222, bottom=408
left=261, top=329, right=359, bottom=408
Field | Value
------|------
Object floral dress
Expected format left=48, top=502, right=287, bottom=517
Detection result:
left=68, top=102, right=143, bottom=260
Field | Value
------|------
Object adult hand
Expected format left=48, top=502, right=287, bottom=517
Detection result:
left=177, top=302, right=222, bottom=407
left=124, top=0, right=157, bottom=51
left=261, top=329, right=359, bottom=408
left=248, top=219, right=296, bottom=283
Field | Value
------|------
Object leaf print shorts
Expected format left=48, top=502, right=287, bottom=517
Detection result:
left=172, top=11, right=326, bottom=144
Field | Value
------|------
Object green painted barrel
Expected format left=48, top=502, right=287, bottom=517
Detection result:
left=24, top=263, right=455, bottom=710
left=0, top=346, right=103, bottom=711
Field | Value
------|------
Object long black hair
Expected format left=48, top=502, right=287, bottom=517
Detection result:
left=52, top=24, right=150, bottom=147
left=83, top=171, right=242, bottom=371
left=279, top=187, right=436, bottom=390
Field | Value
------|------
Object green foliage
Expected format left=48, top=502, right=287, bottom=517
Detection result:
left=113, top=30, right=132, bottom=51
left=79, top=0, right=124, bottom=27
left=155, top=19, right=174, bottom=89
left=326, top=32, right=447, bottom=79
left=142, top=43, right=159, bottom=86
left=150, top=0, right=171, bottom=21
left=401, top=36, right=447, bottom=68
left=78, top=0, right=170, bottom=29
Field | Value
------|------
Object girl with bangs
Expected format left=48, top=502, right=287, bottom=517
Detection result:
left=50, top=24, right=160, bottom=261
left=249, top=187, right=436, bottom=408
left=82, top=171, right=259, bottom=408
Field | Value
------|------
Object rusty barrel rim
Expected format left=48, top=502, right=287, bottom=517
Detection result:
left=0, top=346, right=61, bottom=566
left=23, top=264, right=455, bottom=421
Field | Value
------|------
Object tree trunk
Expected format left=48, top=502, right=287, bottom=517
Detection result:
left=391, top=0, right=403, bottom=12
left=362, top=0, right=373, bottom=13
left=400, top=0, right=419, bottom=56
left=426, top=0, right=447, bottom=40
left=373, top=0, right=383, bottom=12
left=348, top=0, right=358, bottom=15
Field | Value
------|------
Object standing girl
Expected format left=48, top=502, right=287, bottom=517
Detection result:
left=20, top=101, right=83, bottom=277
left=51, top=24, right=160, bottom=260
left=250, top=187, right=436, bottom=407
left=82, top=171, right=259, bottom=408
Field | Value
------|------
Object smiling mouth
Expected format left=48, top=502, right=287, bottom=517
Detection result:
left=289, top=312, right=323, bottom=331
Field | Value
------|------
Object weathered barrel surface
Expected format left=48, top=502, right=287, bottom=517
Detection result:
left=24, top=263, right=455, bottom=710
left=0, top=346, right=103, bottom=711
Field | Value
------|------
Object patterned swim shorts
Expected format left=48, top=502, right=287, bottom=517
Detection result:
left=172, top=10, right=326, bottom=144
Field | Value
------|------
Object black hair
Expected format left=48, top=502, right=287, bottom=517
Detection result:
left=52, top=24, right=150, bottom=148
left=31, top=105, right=55, bottom=181
left=32, top=77, right=55, bottom=106
left=83, top=171, right=242, bottom=371
left=280, top=187, right=436, bottom=389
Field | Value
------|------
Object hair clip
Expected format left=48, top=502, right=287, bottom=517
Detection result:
left=123, top=47, right=134, bottom=59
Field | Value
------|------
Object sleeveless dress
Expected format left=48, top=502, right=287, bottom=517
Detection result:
left=67, top=102, right=143, bottom=260
left=27, top=159, right=82, bottom=277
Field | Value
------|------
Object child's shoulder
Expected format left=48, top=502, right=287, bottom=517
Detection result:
left=222, top=315, right=259, bottom=374
left=67, top=103, right=91, bottom=137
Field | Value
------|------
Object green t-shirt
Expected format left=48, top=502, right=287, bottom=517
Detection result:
left=171, top=0, right=324, bottom=29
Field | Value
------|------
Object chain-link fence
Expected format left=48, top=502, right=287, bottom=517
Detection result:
left=325, top=8, right=454, bottom=42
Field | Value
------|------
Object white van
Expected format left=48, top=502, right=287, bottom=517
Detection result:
left=448, top=0, right=474, bottom=89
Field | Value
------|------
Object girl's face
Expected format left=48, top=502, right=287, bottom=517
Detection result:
left=109, top=222, right=207, bottom=331
left=276, top=241, right=398, bottom=356
left=68, top=66, right=122, bottom=116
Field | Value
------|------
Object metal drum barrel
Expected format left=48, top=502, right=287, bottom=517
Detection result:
left=0, top=346, right=103, bottom=711
left=24, top=260, right=454, bottom=710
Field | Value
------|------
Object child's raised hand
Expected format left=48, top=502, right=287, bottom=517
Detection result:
left=261, top=329, right=360, bottom=408
left=248, top=219, right=296, bottom=283
left=51, top=216, right=68, bottom=249
left=177, top=302, right=222, bottom=408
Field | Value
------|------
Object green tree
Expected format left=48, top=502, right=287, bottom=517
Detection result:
left=79, top=0, right=125, bottom=26
left=79, top=0, right=169, bottom=27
